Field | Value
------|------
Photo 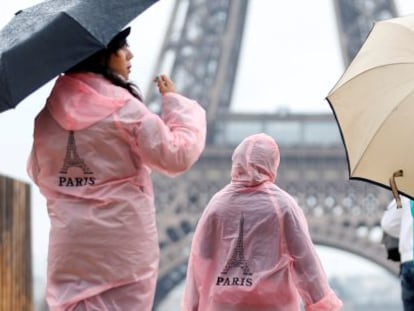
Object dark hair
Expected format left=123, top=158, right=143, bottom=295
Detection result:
left=66, top=27, right=143, bottom=101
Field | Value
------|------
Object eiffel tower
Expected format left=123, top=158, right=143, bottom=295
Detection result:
left=59, top=131, right=93, bottom=175
left=221, top=215, right=252, bottom=276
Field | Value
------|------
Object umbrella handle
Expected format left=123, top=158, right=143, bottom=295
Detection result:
left=389, top=170, right=403, bottom=208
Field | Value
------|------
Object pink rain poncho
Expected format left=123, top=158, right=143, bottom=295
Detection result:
left=182, top=133, right=343, bottom=311
left=27, top=72, right=206, bottom=311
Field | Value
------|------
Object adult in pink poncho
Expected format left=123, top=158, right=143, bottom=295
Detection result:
left=27, top=27, right=206, bottom=311
left=182, top=133, right=342, bottom=311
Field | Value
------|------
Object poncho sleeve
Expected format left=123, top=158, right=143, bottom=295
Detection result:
left=26, top=142, right=40, bottom=185
left=133, top=92, right=206, bottom=176
left=283, top=199, right=343, bottom=310
left=181, top=206, right=215, bottom=311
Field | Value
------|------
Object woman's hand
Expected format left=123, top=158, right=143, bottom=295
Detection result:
left=154, top=74, right=176, bottom=95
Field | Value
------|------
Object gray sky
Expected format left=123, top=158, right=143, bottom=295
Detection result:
left=1, top=0, right=414, bottom=306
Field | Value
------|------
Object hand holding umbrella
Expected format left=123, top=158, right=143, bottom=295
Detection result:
left=390, top=170, right=404, bottom=208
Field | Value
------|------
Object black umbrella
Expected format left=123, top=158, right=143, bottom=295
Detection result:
left=0, top=0, right=159, bottom=113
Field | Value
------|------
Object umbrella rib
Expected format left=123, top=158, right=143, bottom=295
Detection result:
left=353, top=78, right=414, bottom=175
left=61, top=12, right=105, bottom=47
left=329, top=62, right=414, bottom=178
left=331, top=62, right=414, bottom=94
left=384, top=19, right=414, bottom=40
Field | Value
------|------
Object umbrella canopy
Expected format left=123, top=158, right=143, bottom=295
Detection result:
left=0, top=0, right=158, bottom=113
left=326, top=14, right=414, bottom=202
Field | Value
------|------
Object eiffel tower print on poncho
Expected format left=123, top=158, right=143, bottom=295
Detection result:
left=221, top=214, right=252, bottom=276
left=60, top=131, right=93, bottom=174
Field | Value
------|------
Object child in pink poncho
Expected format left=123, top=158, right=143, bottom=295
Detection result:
left=182, top=133, right=342, bottom=311
left=27, top=27, right=206, bottom=311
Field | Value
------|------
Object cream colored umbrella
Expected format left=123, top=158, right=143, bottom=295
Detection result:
left=326, top=14, right=414, bottom=206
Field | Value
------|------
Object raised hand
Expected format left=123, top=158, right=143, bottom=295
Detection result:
left=154, top=74, right=176, bottom=95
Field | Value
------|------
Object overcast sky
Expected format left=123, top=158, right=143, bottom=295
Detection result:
left=1, top=0, right=414, bottom=306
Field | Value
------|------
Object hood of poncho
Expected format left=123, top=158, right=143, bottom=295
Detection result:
left=46, top=72, right=131, bottom=131
left=231, top=133, right=280, bottom=186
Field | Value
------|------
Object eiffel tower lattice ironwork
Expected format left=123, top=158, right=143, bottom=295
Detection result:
left=60, top=131, right=93, bottom=174
left=145, top=0, right=249, bottom=136
left=333, top=0, right=397, bottom=66
left=221, top=215, right=252, bottom=276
